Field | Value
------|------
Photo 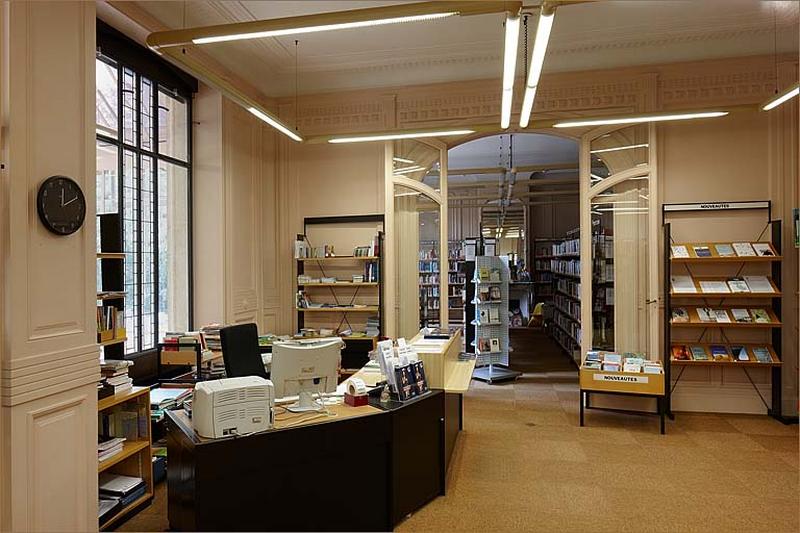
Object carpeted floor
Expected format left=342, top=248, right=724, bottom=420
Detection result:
left=119, top=328, right=799, bottom=532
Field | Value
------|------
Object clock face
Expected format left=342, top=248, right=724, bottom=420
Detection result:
left=37, top=176, right=86, bottom=236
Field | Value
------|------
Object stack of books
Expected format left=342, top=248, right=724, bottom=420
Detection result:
left=150, top=387, right=193, bottom=422
left=99, top=473, right=147, bottom=517
left=97, top=436, right=126, bottom=463
left=200, top=324, right=222, bottom=351
left=366, top=316, right=380, bottom=337
left=582, top=351, right=662, bottom=374
left=99, top=359, right=133, bottom=397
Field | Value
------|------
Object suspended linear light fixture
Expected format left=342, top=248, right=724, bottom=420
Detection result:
left=762, top=82, right=799, bottom=111
left=519, top=5, right=555, bottom=128
left=328, top=130, right=475, bottom=144
left=553, top=111, right=729, bottom=128
left=500, top=13, right=521, bottom=129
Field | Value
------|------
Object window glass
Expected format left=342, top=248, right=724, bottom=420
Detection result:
left=158, top=89, right=188, bottom=161
left=96, top=140, right=118, bottom=215
left=123, top=149, right=140, bottom=354
left=122, top=68, right=137, bottom=146
left=393, top=139, right=440, bottom=192
left=140, top=78, right=155, bottom=152
left=589, top=124, right=648, bottom=187
left=157, top=162, right=190, bottom=340
left=590, top=175, right=650, bottom=353
left=96, top=59, right=118, bottom=138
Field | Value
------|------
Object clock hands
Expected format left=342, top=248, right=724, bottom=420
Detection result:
left=63, top=195, right=79, bottom=207
left=60, top=188, right=65, bottom=206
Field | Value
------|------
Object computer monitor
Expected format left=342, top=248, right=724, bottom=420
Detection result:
left=270, top=338, right=342, bottom=412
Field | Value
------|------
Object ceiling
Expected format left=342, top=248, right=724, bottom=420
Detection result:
left=133, top=0, right=799, bottom=97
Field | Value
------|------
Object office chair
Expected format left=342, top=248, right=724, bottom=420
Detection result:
left=219, top=323, right=269, bottom=379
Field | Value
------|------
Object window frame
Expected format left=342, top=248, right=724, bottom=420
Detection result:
left=95, top=52, right=194, bottom=356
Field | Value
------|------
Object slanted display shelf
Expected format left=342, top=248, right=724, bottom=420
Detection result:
left=663, top=200, right=783, bottom=421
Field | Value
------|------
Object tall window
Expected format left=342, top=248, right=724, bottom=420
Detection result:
left=96, top=54, right=192, bottom=355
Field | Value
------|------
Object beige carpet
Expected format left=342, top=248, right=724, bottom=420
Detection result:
left=119, top=329, right=799, bottom=532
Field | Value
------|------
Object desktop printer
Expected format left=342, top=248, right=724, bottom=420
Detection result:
left=193, top=376, right=274, bottom=438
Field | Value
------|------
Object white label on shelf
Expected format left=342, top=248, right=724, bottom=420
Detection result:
left=593, top=373, right=649, bottom=384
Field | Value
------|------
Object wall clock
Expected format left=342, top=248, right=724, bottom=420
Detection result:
left=36, top=175, right=86, bottom=236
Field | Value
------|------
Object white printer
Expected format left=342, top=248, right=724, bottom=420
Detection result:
left=193, top=376, right=274, bottom=439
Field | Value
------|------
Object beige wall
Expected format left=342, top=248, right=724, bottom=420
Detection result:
left=0, top=1, right=98, bottom=530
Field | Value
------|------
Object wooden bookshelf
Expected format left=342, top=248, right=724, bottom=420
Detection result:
left=670, top=306, right=781, bottom=328
left=670, top=343, right=781, bottom=366
left=97, top=252, right=126, bottom=260
left=670, top=276, right=780, bottom=298
left=670, top=242, right=780, bottom=263
left=297, top=306, right=379, bottom=313
left=298, top=282, right=378, bottom=287
left=99, top=336, right=127, bottom=347
left=97, top=386, right=153, bottom=531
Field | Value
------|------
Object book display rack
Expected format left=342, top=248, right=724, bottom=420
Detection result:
left=470, top=255, right=520, bottom=384
left=663, top=201, right=783, bottom=419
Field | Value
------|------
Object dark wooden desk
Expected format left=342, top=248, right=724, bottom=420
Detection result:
left=166, top=390, right=446, bottom=531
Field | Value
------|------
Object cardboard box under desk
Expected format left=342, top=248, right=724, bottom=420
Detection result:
left=579, top=368, right=665, bottom=396
left=160, top=349, right=200, bottom=366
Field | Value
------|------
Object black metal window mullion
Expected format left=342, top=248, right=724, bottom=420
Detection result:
left=135, top=73, right=144, bottom=353
left=152, top=84, right=159, bottom=350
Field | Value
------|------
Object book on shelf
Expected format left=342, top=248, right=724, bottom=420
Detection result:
left=714, top=244, right=735, bottom=257
left=752, top=346, right=772, bottom=363
left=752, top=243, right=774, bottom=257
left=602, top=362, right=621, bottom=372
left=693, top=245, right=712, bottom=258
left=97, top=436, right=126, bottom=462
left=477, top=337, right=491, bottom=353
left=489, top=286, right=501, bottom=300
left=671, top=245, right=689, bottom=258
left=478, top=309, right=489, bottom=323
left=671, top=345, right=690, bottom=360
left=710, top=345, right=730, bottom=361
left=731, top=345, right=749, bottom=361
left=478, top=286, right=490, bottom=302
left=99, top=473, right=147, bottom=508
left=671, top=308, right=689, bottom=322
left=671, top=275, right=696, bottom=293
left=603, top=353, right=622, bottom=365
left=727, top=278, right=750, bottom=293
left=489, top=268, right=501, bottom=282
left=696, top=307, right=715, bottom=322
left=712, top=309, right=731, bottom=323
left=478, top=267, right=489, bottom=281
left=731, top=308, right=752, bottom=323
left=699, top=280, right=729, bottom=293
left=489, top=338, right=500, bottom=353
left=742, top=275, right=773, bottom=293
left=690, top=345, right=709, bottom=361
left=751, top=308, right=771, bottom=323
left=488, top=307, right=500, bottom=324
left=732, top=242, right=756, bottom=257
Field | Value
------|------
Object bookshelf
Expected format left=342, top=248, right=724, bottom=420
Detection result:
left=98, top=386, right=153, bottom=530
left=663, top=200, right=783, bottom=420
left=547, top=229, right=581, bottom=360
left=295, top=215, right=384, bottom=372
left=419, top=240, right=466, bottom=329
left=97, top=214, right=126, bottom=358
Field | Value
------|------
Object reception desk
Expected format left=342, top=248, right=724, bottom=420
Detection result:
left=166, top=390, right=446, bottom=531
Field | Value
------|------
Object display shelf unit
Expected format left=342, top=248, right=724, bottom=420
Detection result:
left=663, top=200, right=783, bottom=420
left=97, top=214, right=126, bottom=359
left=98, top=386, right=153, bottom=531
left=471, top=255, right=519, bottom=384
left=295, top=215, right=384, bottom=371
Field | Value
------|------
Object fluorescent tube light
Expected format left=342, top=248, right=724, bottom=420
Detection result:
left=590, top=143, right=649, bottom=154
left=554, top=111, right=728, bottom=128
left=393, top=156, right=415, bottom=164
left=519, top=9, right=554, bottom=128
left=194, top=13, right=458, bottom=44
left=762, top=83, right=799, bottom=111
left=393, top=165, right=425, bottom=173
left=248, top=107, right=303, bottom=142
left=329, top=130, right=475, bottom=144
left=501, top=14, right=521, bottom=129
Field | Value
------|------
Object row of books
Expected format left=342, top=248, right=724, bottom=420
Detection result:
left=477, top=307, right=501, bottom=324
left=671, top=242, right=775, bottom=259
left=97, top=305, right=124, bottom=341
left=297, top=274, right=367, bottom=284
left=476, top=337, right=501, bottom=354
left=477, top=267, right=502, bottom=282
left=671, top=344, right=773, bottom=363
left=554, top=310, right=581, bottom=342
left=200, top=324, right=221, bottom=351
left=552, top=238, right=579, bottom=256
left=584, top=351, right=663, bottom=374
left=364, top=261, right=380, bottom=283
left=97, top=436, right=125, bottom=463
left=671, top=307, right=772, bottom=324
left=296, top=292, right=372, bottom=309
left=477, top=285, right=501, bottom=301
left=554, top=295, right=580, bottom=321
left=671, top=275, right=774, bottom=294
left=556, top=278, right=580, bottom=298
left=551, top=259, right=580, bottom=277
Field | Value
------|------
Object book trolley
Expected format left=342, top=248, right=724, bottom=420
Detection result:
left=663, top=201, right=783, bottom=420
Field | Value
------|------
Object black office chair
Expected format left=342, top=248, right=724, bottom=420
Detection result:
left=220, top=323, right=268, bottom=379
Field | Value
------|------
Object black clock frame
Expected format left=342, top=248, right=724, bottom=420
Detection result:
left=36, top=175, right=86, bottom=236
